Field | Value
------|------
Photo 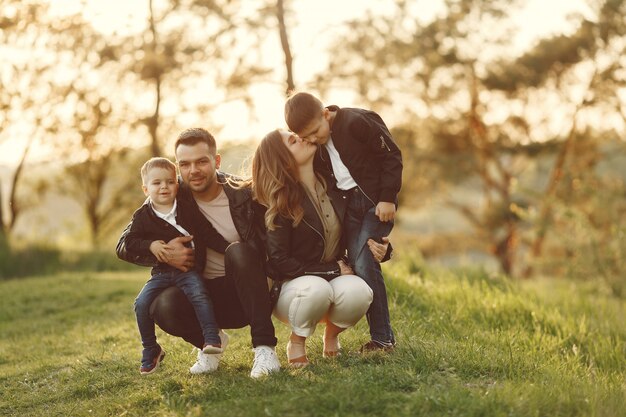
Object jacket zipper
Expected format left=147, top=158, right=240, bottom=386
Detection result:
left=380, top=134, right=391, bottom=151
left=356, top=184, right=376, bottom=206
left=301, top=218, right=340, bottom=276
left=302, top=218, right=325, bottom=262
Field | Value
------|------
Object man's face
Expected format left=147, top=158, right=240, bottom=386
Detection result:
left=175, top=142, right=221, bottom=195
left=297, top=109, right=331, bottom=145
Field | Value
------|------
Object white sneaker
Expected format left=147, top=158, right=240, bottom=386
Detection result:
left=250, top=345, right=281, bottom=379
left=190, top=330, right=229, bottom=374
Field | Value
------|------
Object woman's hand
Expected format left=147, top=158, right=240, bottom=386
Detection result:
left=337, top=259, right=354, bottom=275
left=367, top=236, right=390, bottom=263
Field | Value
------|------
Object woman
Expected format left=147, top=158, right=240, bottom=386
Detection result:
left=251, top=129, right=390, bottom=367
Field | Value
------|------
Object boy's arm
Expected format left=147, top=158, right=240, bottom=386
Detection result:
left=115, top=210, right=159, bottom=267
left=350, top=111, right=403, bottom=203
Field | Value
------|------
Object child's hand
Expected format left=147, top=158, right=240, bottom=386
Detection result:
left=375, top=202, right=396, bottom=222
left=149, top=240, right=171, bottom=263
left=337, top=259, right=354, bottom=275
left=368, top=236, right=390, bottom=262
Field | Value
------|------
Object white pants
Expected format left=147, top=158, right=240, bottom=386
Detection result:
left=273, top=274, right=373, bottom=337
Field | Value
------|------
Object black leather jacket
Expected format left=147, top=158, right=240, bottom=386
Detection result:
left=115, top=196, right=229, bottom=274
left=314, top=105, right=403, bottom=206
left=116, top=172, right=265, bottom=268
left=265, top=183, right=349, bottom=283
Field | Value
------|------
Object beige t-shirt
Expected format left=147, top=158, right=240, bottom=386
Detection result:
left=195, top=187, right=241, bottom=279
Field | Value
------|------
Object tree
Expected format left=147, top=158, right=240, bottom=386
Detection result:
left=0, top=0, right=62, bottom=240
left=321, top=0, right=626, bottom=277
left=107, top=0, right=274, bottom=156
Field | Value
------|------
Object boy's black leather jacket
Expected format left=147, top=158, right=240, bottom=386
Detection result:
left=314, top=105, right=403, bottom=205
left=116, top=172, right=266, bottom=269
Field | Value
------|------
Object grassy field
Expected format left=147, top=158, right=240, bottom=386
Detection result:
left=0, top=256, right=625, bottom=417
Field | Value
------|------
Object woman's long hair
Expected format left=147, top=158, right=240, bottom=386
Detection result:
left=252, top=129, right=304, bottom=231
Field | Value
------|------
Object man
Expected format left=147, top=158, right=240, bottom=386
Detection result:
left=117, top=128, right=280, bottom=378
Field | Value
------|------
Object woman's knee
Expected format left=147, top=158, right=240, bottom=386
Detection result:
left=274, top=276, right=333, bottom=333
left=328, top=275, right=373, bottom=327
left=333, top=275, right=373, bottom=302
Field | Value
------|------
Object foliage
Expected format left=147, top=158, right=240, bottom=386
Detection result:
left=0, top=255, right=624, bottom=416
left=322, top=0, right=626, bottom=278
left=0, top=246, right=140, bottom=280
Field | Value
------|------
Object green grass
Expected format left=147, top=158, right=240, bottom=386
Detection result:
left=0, top=257, right=624, bottom=417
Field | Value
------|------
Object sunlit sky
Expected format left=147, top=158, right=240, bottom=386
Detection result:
left=0, top=0, right=592, bottom=166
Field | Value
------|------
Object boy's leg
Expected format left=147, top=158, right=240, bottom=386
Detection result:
left=134, top=272, right=173, bottom=348
left=344, top=190, right=395, bottom=345
left=175, top=271, right=221, bottom=346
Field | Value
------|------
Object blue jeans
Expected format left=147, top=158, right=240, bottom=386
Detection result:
left=344, top=187, right=395, bottom=344
left=134, top=269, right=220, bottom=348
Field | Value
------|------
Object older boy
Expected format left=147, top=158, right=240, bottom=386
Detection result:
left=119, top=157, right=229, bottom=374
left=285, top=92, right=403, bottom=352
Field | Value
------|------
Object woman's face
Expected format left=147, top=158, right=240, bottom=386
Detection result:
left=279, top=130, right=316, bottom=166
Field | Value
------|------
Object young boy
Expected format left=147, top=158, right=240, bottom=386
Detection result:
left=118, top=157, right=230, bottom=374
left=285, top=92, right=403, bottom=352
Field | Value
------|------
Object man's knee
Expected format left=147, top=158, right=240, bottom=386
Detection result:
left=150, top=286, right=186, bottom=320
left=224, top=242, right=263, bottom=271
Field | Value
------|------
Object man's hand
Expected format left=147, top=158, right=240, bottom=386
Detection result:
left=375, top=202, right=396, bottom=222
left=165, top=235, right=195, bottom=272
left=367, top=236, right=390, bottom=263
left=149, top=240, right=171, bottom=263
left=337, top=259, right=354, bottom=275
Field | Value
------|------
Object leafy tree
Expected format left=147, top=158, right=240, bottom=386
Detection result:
left=0, top=0, right=62, bottom=241
left=321, top=0, right=626, bottom=278
left=107, top=0, right=274, bottom=156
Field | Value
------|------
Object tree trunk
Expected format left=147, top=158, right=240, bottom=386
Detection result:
left=149, top=77, right=161, bottom=157
left=8, top=137, right=33, bottom=231
left=524, top=108, right=579, bottom=277
left=276, top=0, right=295, bottom=96
left=148, top=0, right=161, bottom=157
left=0, top=178, right=6, bottom=244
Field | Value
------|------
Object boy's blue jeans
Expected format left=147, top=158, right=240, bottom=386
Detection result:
left=344, top=187, right=395, bottom=344
left=134, top=269, right=220, bottom=348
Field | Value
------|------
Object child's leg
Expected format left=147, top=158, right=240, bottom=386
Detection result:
left=344, top=192, right=395, bottom=344
left=175, top=271, right=221, bottom=347
left=134, top=273, right=173, bottom=348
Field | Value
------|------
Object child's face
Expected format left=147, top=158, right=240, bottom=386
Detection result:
left=298, top=109, right=331, bottom=145
left=142, top=167, right=178, bottom=208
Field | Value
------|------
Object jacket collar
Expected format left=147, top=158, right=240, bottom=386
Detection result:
left=217, top=171, right=251, bottom=208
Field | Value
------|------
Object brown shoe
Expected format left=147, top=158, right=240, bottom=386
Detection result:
left=360, top=340, right=395, bottom=353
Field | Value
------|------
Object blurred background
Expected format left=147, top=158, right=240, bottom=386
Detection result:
left=0, top=0, right=624, bottom=295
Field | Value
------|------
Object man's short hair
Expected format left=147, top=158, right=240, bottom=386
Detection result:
left=284, top=92, right=324, bottom=134
left=174, top=128, right=217, bottom=155
left=140, top=157, right=177, bottom=184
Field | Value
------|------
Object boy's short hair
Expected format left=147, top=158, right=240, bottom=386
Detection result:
left=284, top=92, right=324, bottom=134
left=174, top=128, right=217, bottom=155
left=140, top=157, right=177, bottom=184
